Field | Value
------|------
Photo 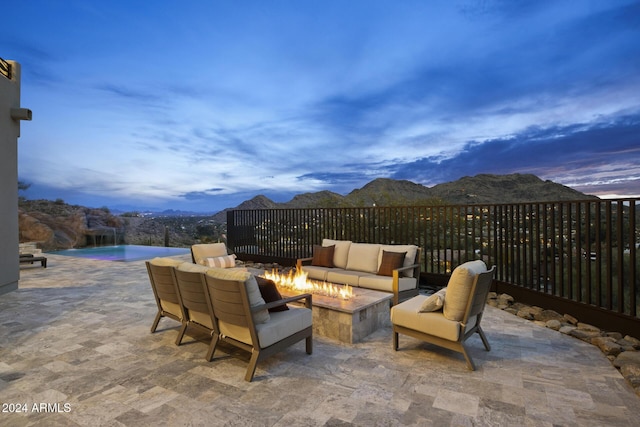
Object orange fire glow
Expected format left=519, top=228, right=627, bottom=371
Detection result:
left=263, top=269, right=353, bottom=300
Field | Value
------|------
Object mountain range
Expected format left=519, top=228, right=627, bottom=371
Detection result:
left=212, top=173, right=597, bottom=222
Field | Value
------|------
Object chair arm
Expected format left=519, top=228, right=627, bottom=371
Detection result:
left=296, top=257, right=313, bottom=270
left=394, top=263, right=419, bottom=275
left=251, top=293, right=313, bottom=312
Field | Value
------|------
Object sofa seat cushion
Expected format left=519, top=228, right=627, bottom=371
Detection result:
left=358, top=274, right=418, bottom=293
left=345, top=243, right=381, bottom=274
left=391, top=295, right=477, bottom=341
left=327, top=269, right=365, bottom=286
left=322, top=239, right=352, bottom=269
left=301, top=265, right=332, bottom=281
left=379, top=245, right=419, bottom=277
left=219, top=306, right=312, bottom=348
left=443, top=260, right=487, bottom=321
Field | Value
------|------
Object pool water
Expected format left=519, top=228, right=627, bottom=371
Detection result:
left=49, top=245, right=190, bottom=262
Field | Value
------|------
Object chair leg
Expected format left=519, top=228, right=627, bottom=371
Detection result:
left=305, top=336, right=313, bottom=354
left=150, top=312, right=162, bottom=333
left=245, top=350, right=260, bottom=382
left=477, top=327, right=491, bottom=351
left=175, top=323, right=188, bottom=346
left=206, top=334, right=218, bottom=362
left=393, top=331, right=399, bottom=351
left=460, top=344, right=476, bottom=371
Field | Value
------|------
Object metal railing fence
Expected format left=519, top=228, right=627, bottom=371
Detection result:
left=227, top=199, right=639, bottom=336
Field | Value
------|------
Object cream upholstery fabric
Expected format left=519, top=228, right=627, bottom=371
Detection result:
left=189, top=309, right=214, bottom=329
left=205, top=269, right=270, bottom=324
left=149, top=257, right=183, bottom=267
left=322, top=239, right=351, bottom=269
left=326, top=270, right=364, bottom=286
left=301, top=265, right=331, bottom=281
left=358, top=274, right=417, bottom=293
left=391, top=295, right=477, bottom=341
left=159, top=300, right=182, bottom=317
left=419, top=288, right=446, bottom=312
left=177, top=262, right=211, bottom=273
left=192, top=243, right=228, bottom=265
left=345, top=243, right=381, bottom=274
left=378, top=244, right=419, bottom=277
left=219, top=306, right=312, bottom=348
left=443, top=260, right=487, bottom=321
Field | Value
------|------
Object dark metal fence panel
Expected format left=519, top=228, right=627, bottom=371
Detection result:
left=227, top=199, right=639, bottom=334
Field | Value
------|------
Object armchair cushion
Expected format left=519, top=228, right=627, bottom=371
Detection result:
left=311, top=245, right=334, bottom=267
left=192, top=243, right=228, bottom=265
left=443, top=260, right=487, bottom=321
left=219, top=306, right=312, bottom=348
left=377, top=250, right=406, bottom=276
left=419, top=288, right=446, bottom=312
left=391, top=295, right=477, bottom=341
left=149, top=257, right=184, bottom=267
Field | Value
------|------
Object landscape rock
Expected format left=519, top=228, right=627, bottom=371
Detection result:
left=591, top=337, right=622, bottom=357
left=563, top=313, right=578, bottom=325
left=545, top=319, right=562, bottom=330
left=623, top=335, right=640, bottom=349
left=535, top=309, right=564, bottom=322
left=569, top=328, right=602, bottom=342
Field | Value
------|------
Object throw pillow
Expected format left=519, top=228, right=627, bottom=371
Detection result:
left=256, top=276, right=289, bottom=312
left=311, top=245, right=335, bottom=267
left=205, top=254, right=236, bottom=268
left=377, top=250, right=406, bottom=276
left=419, top=288, right=446, bottom=312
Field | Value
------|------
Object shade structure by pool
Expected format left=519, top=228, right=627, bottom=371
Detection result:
left=49, top=245, right=190, bottom=262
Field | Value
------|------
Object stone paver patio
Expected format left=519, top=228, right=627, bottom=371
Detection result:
left=1, top=254, right=639, bottom=426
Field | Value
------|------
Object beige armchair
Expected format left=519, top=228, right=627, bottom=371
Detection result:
left=391, top=261, right=496, bottom=370
left=172, top=263, right=217, bottom=359
left=145, top=257, right=184, bottom=336
left=203, top=268, right=313, bottom=382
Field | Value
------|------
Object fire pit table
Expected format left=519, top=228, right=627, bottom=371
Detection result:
left=278, top=284, right=392, bottom=344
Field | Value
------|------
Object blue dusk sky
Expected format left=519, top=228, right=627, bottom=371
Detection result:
left=3, top=0, right=640, bottom=213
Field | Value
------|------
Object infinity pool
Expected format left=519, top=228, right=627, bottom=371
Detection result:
left=49, top=245, right=190, bottom=262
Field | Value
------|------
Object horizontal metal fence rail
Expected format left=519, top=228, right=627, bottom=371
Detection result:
left=227, top=199, right=639, bottom=336
left=0, top=57, right=11, bottom=80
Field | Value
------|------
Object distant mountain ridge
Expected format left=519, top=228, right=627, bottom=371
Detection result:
left=212, top=173, right=597, bottom=222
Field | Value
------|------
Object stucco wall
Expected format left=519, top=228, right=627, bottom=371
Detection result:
left=0, top=61, right=24, bottom=295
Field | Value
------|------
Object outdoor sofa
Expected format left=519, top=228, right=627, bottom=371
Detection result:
left=296, top=239, right=421, bottom=305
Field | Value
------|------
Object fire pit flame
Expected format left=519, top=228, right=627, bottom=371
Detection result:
left=264, top=268, right=353, bottom=300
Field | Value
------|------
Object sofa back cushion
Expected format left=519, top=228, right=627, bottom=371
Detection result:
left=345, top=243, right=381, bottom=274
left=443, top=260, right=487, bottom=321
left=322, top=239, right=352, bottom=269
left=378, top=244, right=419, bottom=277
